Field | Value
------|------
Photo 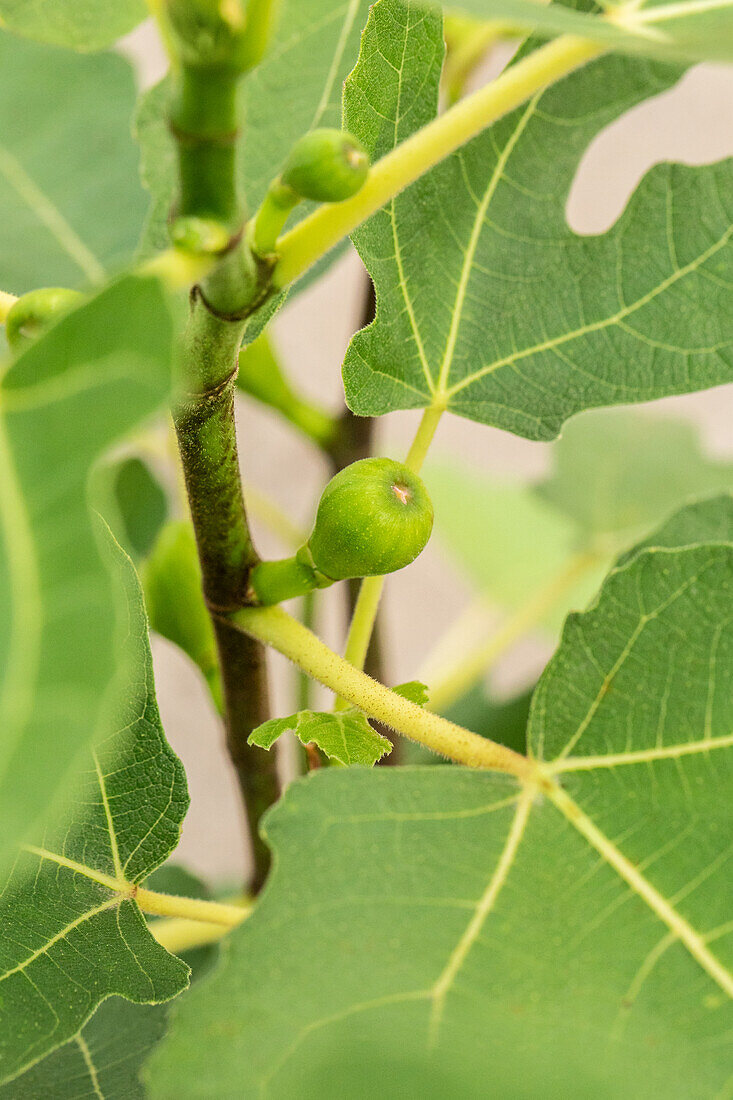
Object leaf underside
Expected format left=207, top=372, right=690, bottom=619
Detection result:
left=454, top=0, right=733, bottom=65
left=0, top=540, right=189, bottom=1086
left=0, top=0, right=146, bottom=50
left=146, top=497, right=733, bottom=1097
left=0, top=275, right=174, bottom=874
left=0, top=32, right=147, bottom=293
left=342, top=0, right=733, bottom=440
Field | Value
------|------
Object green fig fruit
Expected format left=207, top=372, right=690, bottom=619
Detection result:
left=281, top=129, right=369, bottom=203
left=5, top=287, right=84, bottom=351
left=308, top=458, right=433, bottom=581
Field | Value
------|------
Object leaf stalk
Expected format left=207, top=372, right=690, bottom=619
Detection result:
left=230, top=604, right=536, bottom=779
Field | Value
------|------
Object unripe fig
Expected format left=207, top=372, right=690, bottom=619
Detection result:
left=281, top=130, right=369, bottom=203
left=308, top=458, right=433, bottom=581
left=6, top=287, right=84, bottom=351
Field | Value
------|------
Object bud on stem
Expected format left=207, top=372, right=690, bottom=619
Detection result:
left=248, top=129, right=370, bottom=257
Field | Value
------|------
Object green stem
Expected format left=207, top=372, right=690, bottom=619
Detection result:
left=340, top=575, right=384, bottom=677
left=238, top=0, right=279, bottom=70
left=274, top=36, right=603, bottom=287
left=167, top=40, right=279, bottom=891
left=230, top=604, right=535, bottom=777
left=297, top=589, right=317, bottom=712
left=174, top=300, right=257, bottom=608
left=171, top=64, right=241, bottom=229
left=173, top=299, right=279, bottom=893
left=403, top=403, right=445, bottom=471
left=250, top=553, right=330, bottom=604
left=248, top=181, right=299, bottom=257
left=149, top=914, right=241, bottom=954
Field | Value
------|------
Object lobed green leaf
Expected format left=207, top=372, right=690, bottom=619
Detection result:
left=0, top=33, right=147, bottom=293
left=343, top=0, right=733, bottom=439
left=1, top=860, right=224, bottom=1095
left=250, top=708, right=393, bottom=767
left=0, top=998, right=167, bottom=1099
left=619, top=491, right=733, bottom=562
left=0, top=275, right=175, bottom=872
left=0, top=540, right=189, bottom=1086
left=146, top=500, right=733, bottom=1096
left=452, top=0, right=733, bottom=65
left=0, top=0, right=146, bottom=51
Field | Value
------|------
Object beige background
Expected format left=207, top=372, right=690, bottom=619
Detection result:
left=121, top=23, right=733, bottom=882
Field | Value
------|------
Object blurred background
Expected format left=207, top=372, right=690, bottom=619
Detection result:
left=120, top=21, right=733, bottom=882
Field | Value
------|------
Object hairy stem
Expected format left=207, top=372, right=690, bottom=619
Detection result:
left=135, top=886, right=248, bottom=926
left=231, top=605, right=535, bottom=778
left=149, top=913, right=245, bottom=954
left=167, top=40, right=280, bottom=891
left=274, top=36, right=603, bottom=287
left=162, top=0, right=290, bottom=889
left=174, top=292, right=280, bottom=893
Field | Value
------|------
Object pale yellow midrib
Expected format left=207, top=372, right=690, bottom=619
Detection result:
left=22, top=845, right=124, bottom=892
left=549, top=784, right=733, bottom=999
left=0, top=897, right=120, bottom=983
left=0, top=144, right=105, bottom=283
left=75, top=1033, right=105, bottom=1100
left=551, top=731, right=733, bottom=772
left=447, top=221, right=733, bottom=398
left=435, top=94, right=540, bottom=398
left=310, top=0, right=361, bottom=129
left=428, top=789, right=534, bottom=1042
left=93, top=751, right=124, bottom=880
